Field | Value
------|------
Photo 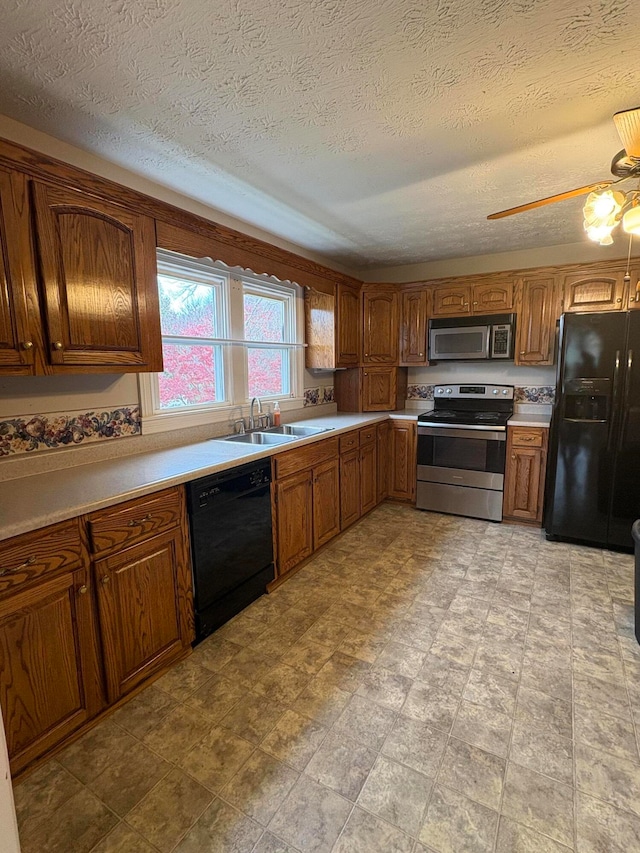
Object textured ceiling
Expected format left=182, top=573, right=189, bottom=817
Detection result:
left=1, top=0, right=639, bottom=270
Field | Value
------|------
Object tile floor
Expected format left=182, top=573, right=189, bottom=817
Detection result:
left=13, top=503, right=640, bottom=853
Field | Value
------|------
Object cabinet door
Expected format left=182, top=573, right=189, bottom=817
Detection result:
left=31, top=182, right=162, bottom=371
left=363, top=367, right=397, bottom=411
left=515, top=277, right=557, bottom=365
left=0, top=568, right=102, bottom=774
left=313, top=458, right=340, bottom=549
left=363, top=289, right=398, bottom=363
left=340, top=449, right=360, bottom=530
left=400, top=289, right=428, bottom=365
left=0, top=168, right=36, bottom=372
left=359, top=440, right=377, bottom=515
left=503, top=446, right=544, bottom=523
left=377, top=421, right=390, bottom=503
left=388, top=421, right=416, bottom=501
left=94, top=528, right=190, bottom=702
left=472, top=280, right=513, bottom=314
left=431, top=285, right=471, bottom=317
left=275, top=470, right=313, bottom=576
left=304, top=287, right=335, bottom=370
left=626, top=268, right=640, bottom=309
left=336, top=284, right=360, bottom=367
left=563, top=270, right=626, bottom=312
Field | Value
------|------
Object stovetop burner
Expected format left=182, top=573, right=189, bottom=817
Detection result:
left=418, top=409, right=511, bottom=427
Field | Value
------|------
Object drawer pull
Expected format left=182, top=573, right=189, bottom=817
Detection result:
left=520, top=436, right=535, bottom=441
left=0, top=555, right=36, bottom=576
left=127, top=513, right=152, bottom=527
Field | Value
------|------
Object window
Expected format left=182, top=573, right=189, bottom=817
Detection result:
left=139, top=251, right=303, bottom=432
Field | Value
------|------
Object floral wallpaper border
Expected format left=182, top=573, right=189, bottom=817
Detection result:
left=0, top=406, right=141, bottom=458
left=407, top=384, right=555, bottom=404
left=304, top=386, right=334, bottom=406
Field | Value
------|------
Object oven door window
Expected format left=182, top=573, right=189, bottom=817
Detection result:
left=418, top=433, right=505, bottom=473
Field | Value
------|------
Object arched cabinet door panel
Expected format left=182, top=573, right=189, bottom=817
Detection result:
left=31, top=182, right=162, bottom=371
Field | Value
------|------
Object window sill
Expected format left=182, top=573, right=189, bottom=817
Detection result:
left=141, top=398, right=305, bottom=435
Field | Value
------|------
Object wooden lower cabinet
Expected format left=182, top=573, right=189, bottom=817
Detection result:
left=388, top=421, right=417, bottom=501
left=312, top=458, right=341, bottom=549
left=0, top=565, right=102, bottom=775
left=340, top=449, right=360, bottom=531
left=360, top=439, right=377, bottom=515
left=503, top=427, right=549, bottom=524
left=0, top=485, right=193, bottom=776
left=275, top=470, right=314, bottom=576
left=377, top=421, right=390, bottom=502
left=94, top=528, right=191, bottom=702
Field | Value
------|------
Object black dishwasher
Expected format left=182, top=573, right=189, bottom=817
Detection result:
left=187, top=459, right=274, bottom=643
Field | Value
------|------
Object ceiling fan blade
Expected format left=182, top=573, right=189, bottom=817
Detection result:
left=487, top=182, right=613, bottom=220
left=613, top=107, right=640, bottom=158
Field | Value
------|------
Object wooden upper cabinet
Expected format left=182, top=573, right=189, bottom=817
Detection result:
left=515, top=276, right=557, bottom=365
left=0, top=168, right=37, bottom=373
left=628, top=268, right=640, bottom=309
left=472, top=280, right=513, bottom=314
left=431, top=284, right=471, bottom=317
left=337, top=284, right=360, bottom=366
left=563, top=269, right=627, bottom=313
left=31, top=182, right=163, bottom=372
left=304, top=283, right=360, bottom=369
left=363, top=367, right=397, bottom=411
left=400, top=289, right=428, bottom=366
left=362, top=288, right=398, bottom=363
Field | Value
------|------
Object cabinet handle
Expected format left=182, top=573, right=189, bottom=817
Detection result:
left=473, top=301, right=478, bottom=305
left=52, top=341, right=63, bottom=350
left=512, top=454, right=516, bottom=459
left=520, top=351, right=526, bottom=355
left=0, top=555, right=36, bottom=576
left=21, top=341, right=33, bottom=350
left=127, top=513, right=152, bottom=527
left=78, top=585, right=88, bottom=595
left=616, top=297, right=622, bottom=303
left=101, top=575, right=110, bottom=585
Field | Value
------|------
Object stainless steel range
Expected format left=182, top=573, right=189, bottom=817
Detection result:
left=416, top=384, right=514, bottom=522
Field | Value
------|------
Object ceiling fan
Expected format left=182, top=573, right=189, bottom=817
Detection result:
left=487, top=107, right=640, bottom=245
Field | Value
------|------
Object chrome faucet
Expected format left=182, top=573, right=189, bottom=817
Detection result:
left=249, top=397, right=262, bottom=430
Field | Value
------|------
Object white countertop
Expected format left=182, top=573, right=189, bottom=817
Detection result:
left=507, top=413, right=552, bottom=428
left=0, top=413, right=389, bottom=542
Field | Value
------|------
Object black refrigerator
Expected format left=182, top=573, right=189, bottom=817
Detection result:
left=545, top=311, right=640, bottom=550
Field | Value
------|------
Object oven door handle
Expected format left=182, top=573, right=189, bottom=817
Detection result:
left=417, top=426, right=506, bottom=441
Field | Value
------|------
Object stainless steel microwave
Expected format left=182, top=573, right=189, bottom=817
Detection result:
left=428, top=313, right=516, bottom=361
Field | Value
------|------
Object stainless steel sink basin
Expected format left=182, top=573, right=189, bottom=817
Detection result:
left=264, top=425, right=333, bottom=437
left=223, top=432, right=297, bottom=445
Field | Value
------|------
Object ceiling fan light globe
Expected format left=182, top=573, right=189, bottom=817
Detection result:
left=584, top=221, right=616, bottom=244
left=622, top=206, right=640, bottom=235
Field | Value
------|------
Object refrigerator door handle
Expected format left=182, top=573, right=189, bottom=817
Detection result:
left=607, top=350, right=622, bottom=452
left=617, top=349, right=633, bottom=450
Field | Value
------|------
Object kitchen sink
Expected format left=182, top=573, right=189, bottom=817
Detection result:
left=223, top=432, right=297, bottom=445
left=264, top=425, right=333, bottom=437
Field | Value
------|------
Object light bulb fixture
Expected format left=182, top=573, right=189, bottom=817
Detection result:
left=622, top=205, right=640, bottom=235
left=583, top=189, right=625, bottom=245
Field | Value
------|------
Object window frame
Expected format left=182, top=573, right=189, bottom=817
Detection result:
left=139, top=251, right=304, bottom=434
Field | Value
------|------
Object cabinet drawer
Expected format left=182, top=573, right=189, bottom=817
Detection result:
left=511, top=428, right=545, bottom=448
left=0, top=519, right=83, bottom=594
left=274, top=437, right=339, bottom=479
left=359, top=426, right=377, bottom=446
left=88, top=487, right=183, bottom=556
left=339, top=431, right=360, bottom=453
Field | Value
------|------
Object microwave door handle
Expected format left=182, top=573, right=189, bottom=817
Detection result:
left=485, top=326, right=492, bottom=358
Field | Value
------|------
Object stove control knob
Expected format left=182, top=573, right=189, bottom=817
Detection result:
left=492, top=389, right=499, bottom=395
left=437, top=388, right=444, bottom=394
left=502, top=389, right=509, bottom=395
left=445, top=387, right=452, bottom=394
